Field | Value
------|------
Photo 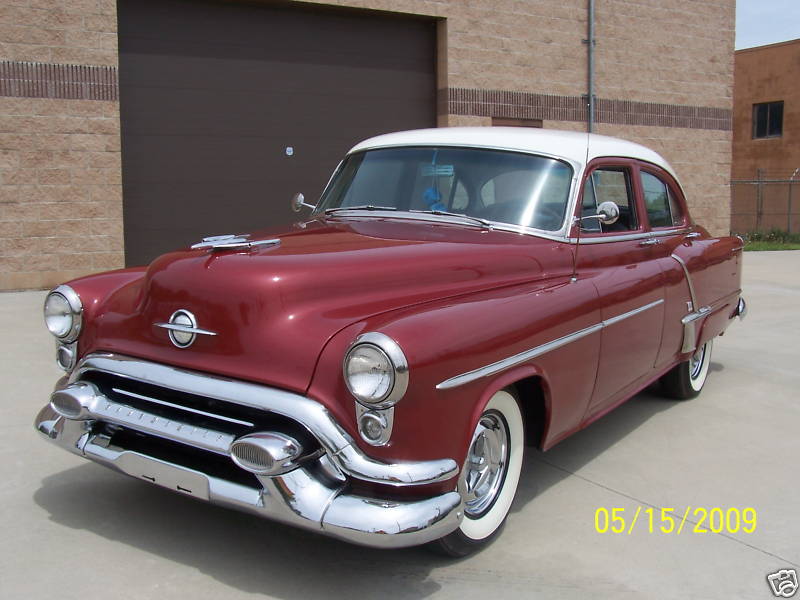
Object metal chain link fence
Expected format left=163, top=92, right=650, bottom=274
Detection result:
left=730, top=178, right=800, bottom=234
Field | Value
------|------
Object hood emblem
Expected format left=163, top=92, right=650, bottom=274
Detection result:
left=155, top=310, right=217, bottom=348
left=191, top=234, right=281, bottom=251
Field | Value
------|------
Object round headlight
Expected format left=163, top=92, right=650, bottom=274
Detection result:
left=43, top=285, right=82, bottom=342
left=343, top=332, right=409, bottom=408
left=345, top=344, right=394, bottom=403
left=44, top=293, right=72, bottom=337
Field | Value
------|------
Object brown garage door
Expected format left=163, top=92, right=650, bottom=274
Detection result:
left=118, top=0, right=436, bottom=266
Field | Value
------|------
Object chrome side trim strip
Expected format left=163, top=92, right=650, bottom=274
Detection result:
left=436, top=323, right=603, bottom=391
left=670, top=254, right=698, bottom=310
left=111, top=387, right=255, bottom=427
left=436, top=299, right=664, bottom=390
left=154, top=322, right=217, bottom=336
left=603, top=299, right=663, bottom=326
left=71, top=353, right=458, bottom=486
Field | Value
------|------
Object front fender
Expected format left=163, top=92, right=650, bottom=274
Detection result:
left=306, top=273, right=600, bottom=484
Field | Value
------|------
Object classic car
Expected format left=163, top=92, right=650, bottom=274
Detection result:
left=35, top=127, right=746, bottom=556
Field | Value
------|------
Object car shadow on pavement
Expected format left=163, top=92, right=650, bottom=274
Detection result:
left=33, top=464, right=447, bottom=598
left=511, top=385, right=685, bottom=512
left=33, top=384, right=684, bottom=596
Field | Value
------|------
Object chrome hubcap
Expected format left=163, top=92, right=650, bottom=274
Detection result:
left=463, top=411, right=508, bottom=518
left=689, top=343, right=706, bottom=380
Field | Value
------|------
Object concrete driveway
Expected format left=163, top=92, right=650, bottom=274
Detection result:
left=1, top=252, right=798, bottom=600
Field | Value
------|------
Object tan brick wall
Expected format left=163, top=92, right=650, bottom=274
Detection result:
left=595, top=124, right=732, bottom=236
left=0, top=0, right=118, bottom=65
left=0, top=96, right=122, bottom=290
left=0, top=0, right=120, bottom=290
left=298, top=0, right=734, bottom=108
left=0, top=0, right=735, bottom=289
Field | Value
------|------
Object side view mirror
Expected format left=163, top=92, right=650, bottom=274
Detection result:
left=595, top=201, right=620, bottom=225
left=291, top=192, right=317, bottom=213
left=576, top=200, right=620, bottom=228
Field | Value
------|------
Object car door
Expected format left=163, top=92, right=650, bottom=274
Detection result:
left=634, top=163, right=697, bottom=368
left=573, top=159, right=667, bottom=420
left=635, top=163, right=744, bottom=365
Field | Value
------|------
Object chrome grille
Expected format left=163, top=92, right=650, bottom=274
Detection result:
left=81, top=370, right=316, bottom=446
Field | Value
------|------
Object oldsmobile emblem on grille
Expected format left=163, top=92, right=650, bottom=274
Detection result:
left=155, top=309, right=217, bottom=348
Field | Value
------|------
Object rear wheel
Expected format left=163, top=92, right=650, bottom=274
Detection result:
left=431, top=389, right=524, bottom=557
left=660, top=340, right=713, bottom=400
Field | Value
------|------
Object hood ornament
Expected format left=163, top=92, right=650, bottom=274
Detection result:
left=155, top=309, right=217, bottom=348
left=191, top=234, right=280, bottom=251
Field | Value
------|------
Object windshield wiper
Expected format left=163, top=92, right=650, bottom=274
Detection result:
left=324, top=205, right=397, bottom=214
left=411, top=209, right=492, bottom=230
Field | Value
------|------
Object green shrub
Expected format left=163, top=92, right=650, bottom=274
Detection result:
left=738, top=229, right=800, bottom=244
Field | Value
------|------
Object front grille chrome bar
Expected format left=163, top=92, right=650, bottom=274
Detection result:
left=68, top=352, right=459, bottom=486
left=51, top=381, right=236, bottom=455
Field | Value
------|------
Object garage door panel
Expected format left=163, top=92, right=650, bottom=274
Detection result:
left=119, top=0, right=433, bottom=70
left=123, top=88, right=433, bottom=137
left=120, top=0, right=435, bottom=266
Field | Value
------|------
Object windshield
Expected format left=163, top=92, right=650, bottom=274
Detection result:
left=316, top=147, right=573, bottom=232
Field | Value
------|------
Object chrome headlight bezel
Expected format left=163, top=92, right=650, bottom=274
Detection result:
left=43, top=285, right=83, bottom=343
left=343, top=332, right=409, bottom=409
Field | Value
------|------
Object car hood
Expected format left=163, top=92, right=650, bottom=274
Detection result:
left=82, top=217, right=564, bottom=393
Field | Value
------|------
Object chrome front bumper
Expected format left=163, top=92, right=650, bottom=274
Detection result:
left=35, top=353, right=463, bottom=549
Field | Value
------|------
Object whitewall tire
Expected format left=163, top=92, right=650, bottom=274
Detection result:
left=432, top=388, right=524, bottom=556
left=660, top=340, right=713, bottom=400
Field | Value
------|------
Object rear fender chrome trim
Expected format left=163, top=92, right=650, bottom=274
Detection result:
left=670, top=254, right=698, bottom=311
left=437, top=299, right=664, bottom=390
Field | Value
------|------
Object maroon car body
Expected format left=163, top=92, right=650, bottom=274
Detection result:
left=35, top=128, right=745, bottom=553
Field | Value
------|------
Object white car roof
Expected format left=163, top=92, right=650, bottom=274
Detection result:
left=349, top=127, right=679, bottom=180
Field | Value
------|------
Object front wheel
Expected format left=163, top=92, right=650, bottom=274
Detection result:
left=431, top=389, right=524, bottom=557
left=660, top=340, right=713, bottom=400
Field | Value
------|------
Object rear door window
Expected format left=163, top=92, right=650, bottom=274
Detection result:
left=640, top=171, right=684, bottom=228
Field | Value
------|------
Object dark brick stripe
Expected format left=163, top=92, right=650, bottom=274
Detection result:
left=446, top=87, right=732, bottom=131
left=0, top=63, right=731, bottom=130
left=0, top=61, right=118, bottom=101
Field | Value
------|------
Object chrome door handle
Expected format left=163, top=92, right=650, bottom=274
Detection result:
left=639, top=239, right=661, bottom=246
left=685, top=232, right=701, bottom=239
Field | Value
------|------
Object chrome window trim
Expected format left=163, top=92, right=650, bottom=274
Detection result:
left=323, top=210, right=571, bottom=243
left=567, top=227, right=692, bottom=245
left=69, top=353, right=457, bottom=486
left=436, top=299, right=664, bottom=390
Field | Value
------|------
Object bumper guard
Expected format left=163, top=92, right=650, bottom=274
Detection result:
left=35, top=353, right=463, bottom=549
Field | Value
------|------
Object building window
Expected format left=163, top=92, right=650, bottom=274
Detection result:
left=752, top=101, right=783, bottom=139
